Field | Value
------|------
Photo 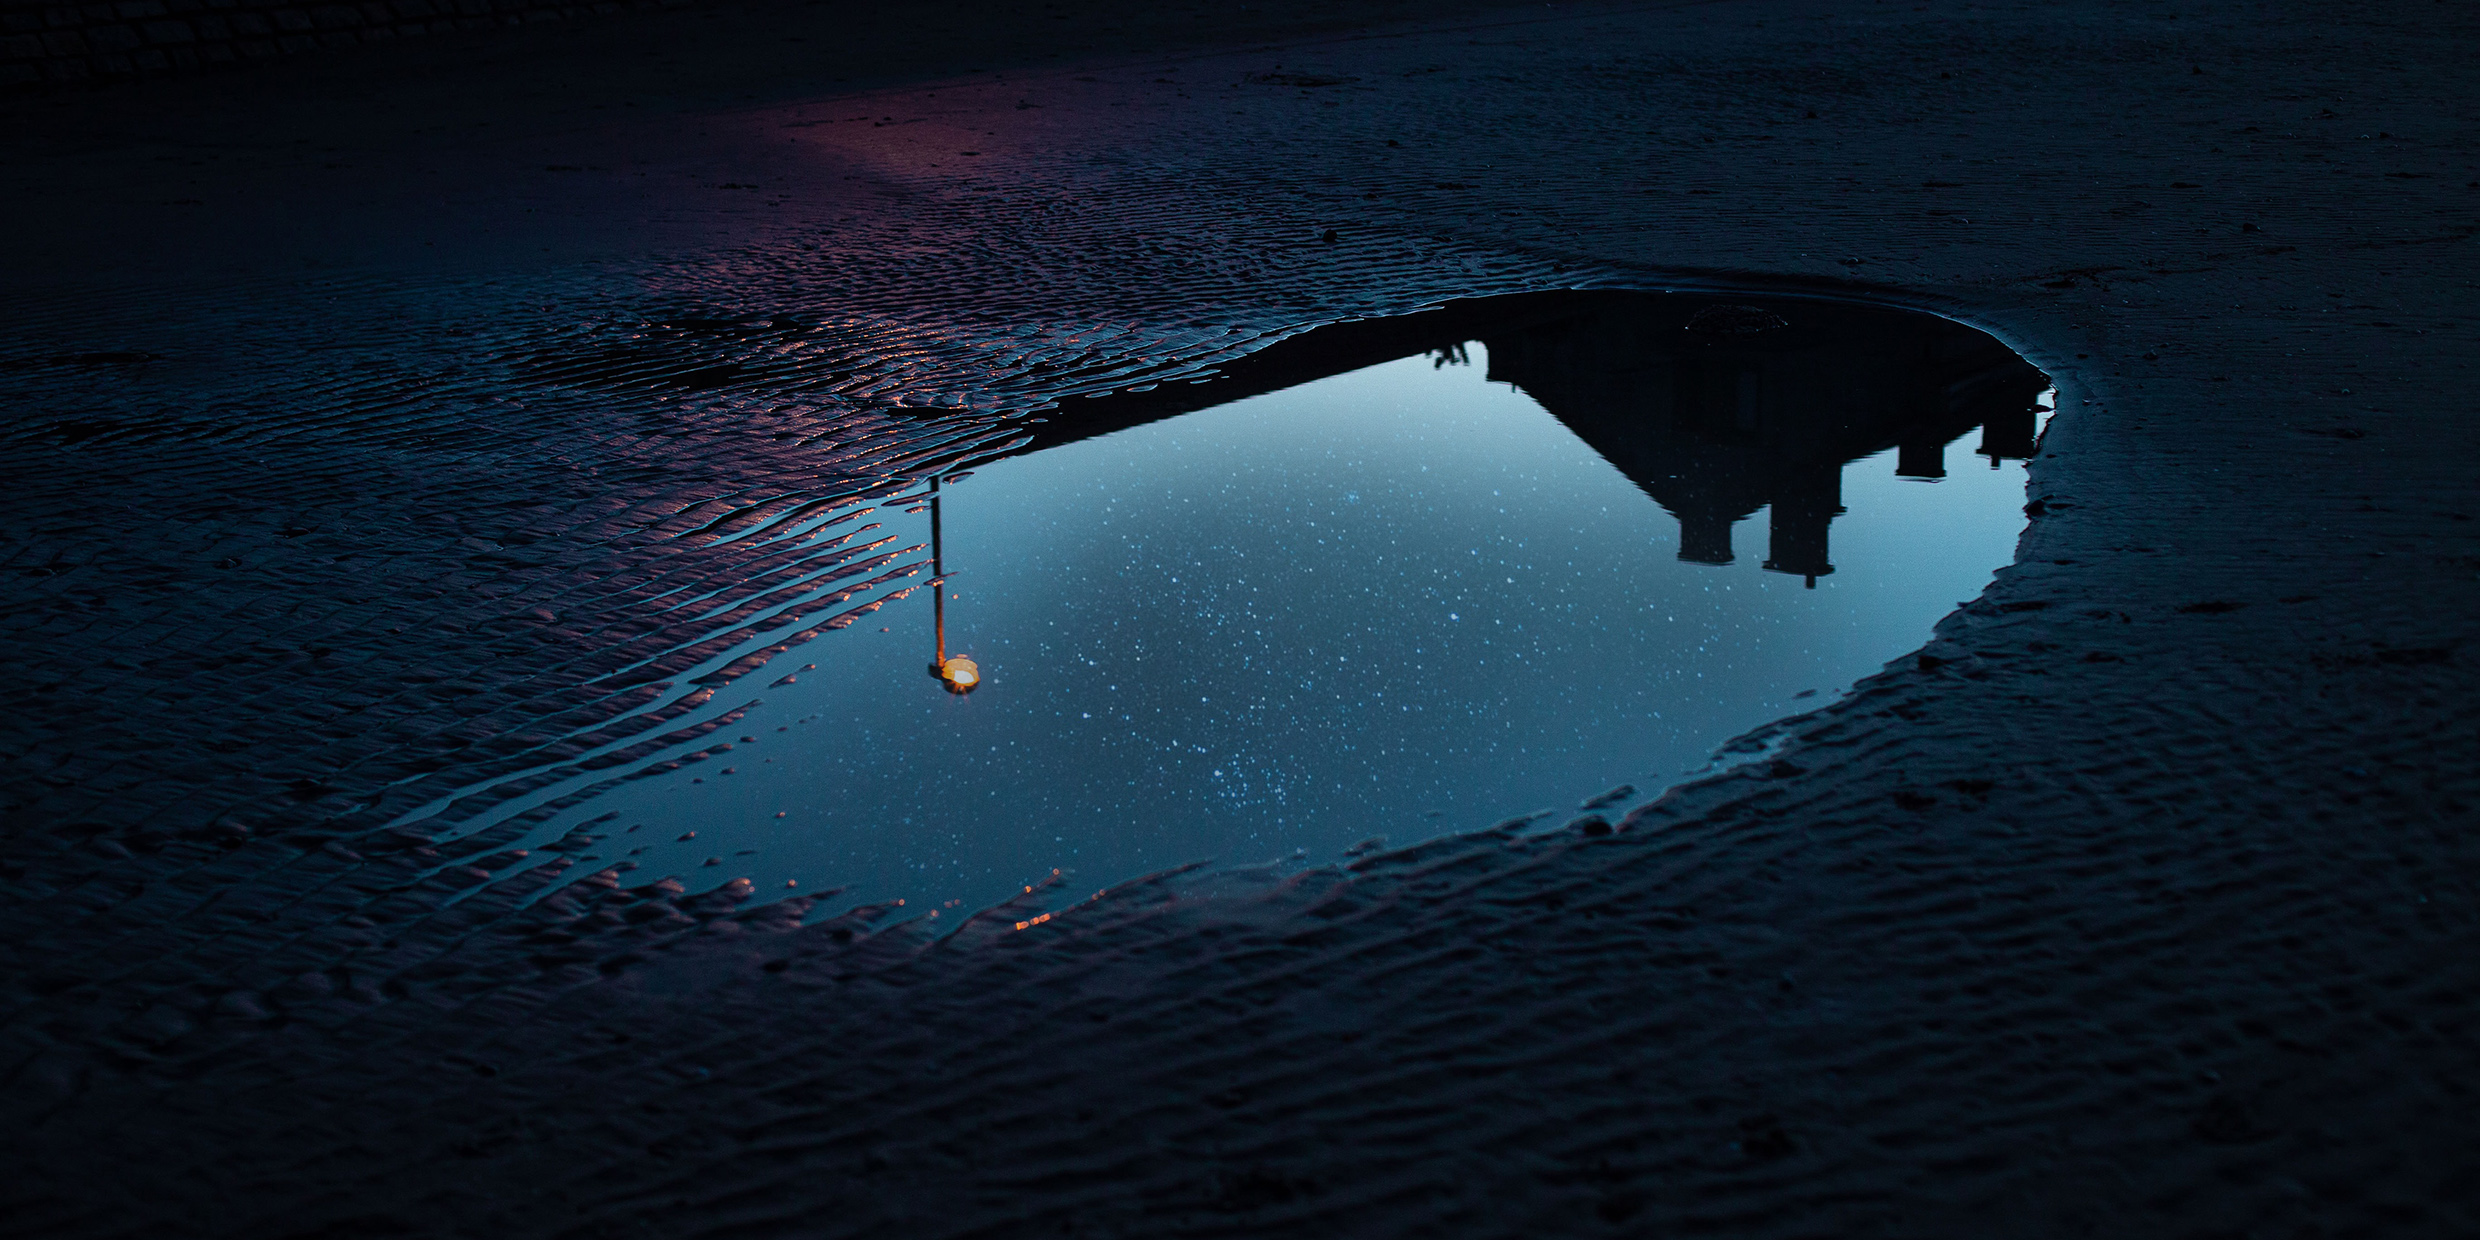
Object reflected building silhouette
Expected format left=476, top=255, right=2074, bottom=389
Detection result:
left=967, top=289, right=2050, bottom=587
left=1475, top=297, right=2048, bottom=585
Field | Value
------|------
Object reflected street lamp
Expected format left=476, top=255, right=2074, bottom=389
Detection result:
left=937, top=653, right=981, bottom=692
left=925, top=474, right=984, bottom=695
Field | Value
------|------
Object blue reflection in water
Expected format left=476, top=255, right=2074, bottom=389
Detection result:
left=577, top=306, right=2048, bottom=912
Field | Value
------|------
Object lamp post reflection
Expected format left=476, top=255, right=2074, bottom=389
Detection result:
left=926, top=474, right=983, bottom=695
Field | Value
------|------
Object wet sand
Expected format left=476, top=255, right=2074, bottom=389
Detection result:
left=3, top=0, right=2476, bottom=1235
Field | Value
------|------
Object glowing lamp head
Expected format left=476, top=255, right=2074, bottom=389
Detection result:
left=936, top=655, right=982, bottom=694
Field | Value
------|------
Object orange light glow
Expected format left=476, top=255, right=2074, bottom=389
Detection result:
left=939, top=654, right=982, bottom=693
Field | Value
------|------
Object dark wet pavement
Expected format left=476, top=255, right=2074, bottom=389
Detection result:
left=3, top=0, right=2476, bottom=1234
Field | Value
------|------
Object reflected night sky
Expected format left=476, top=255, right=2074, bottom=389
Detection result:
left=509, top=293, right=2049, bottom=913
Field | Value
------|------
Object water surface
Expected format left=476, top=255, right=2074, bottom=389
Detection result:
left=506, top=293, right=2048, bottom=911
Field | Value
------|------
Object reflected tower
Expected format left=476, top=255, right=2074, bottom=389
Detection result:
left=1762, top=461, right=1843, bottom=587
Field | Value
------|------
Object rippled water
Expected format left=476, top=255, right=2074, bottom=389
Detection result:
left=468, top=292, right=2047, bottom=912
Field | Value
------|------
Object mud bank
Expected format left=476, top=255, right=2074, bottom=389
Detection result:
left=2, top=0, right=2475, bottom=1235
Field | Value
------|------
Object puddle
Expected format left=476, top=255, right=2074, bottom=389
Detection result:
left=498, top=291, right=2049, bottom=911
